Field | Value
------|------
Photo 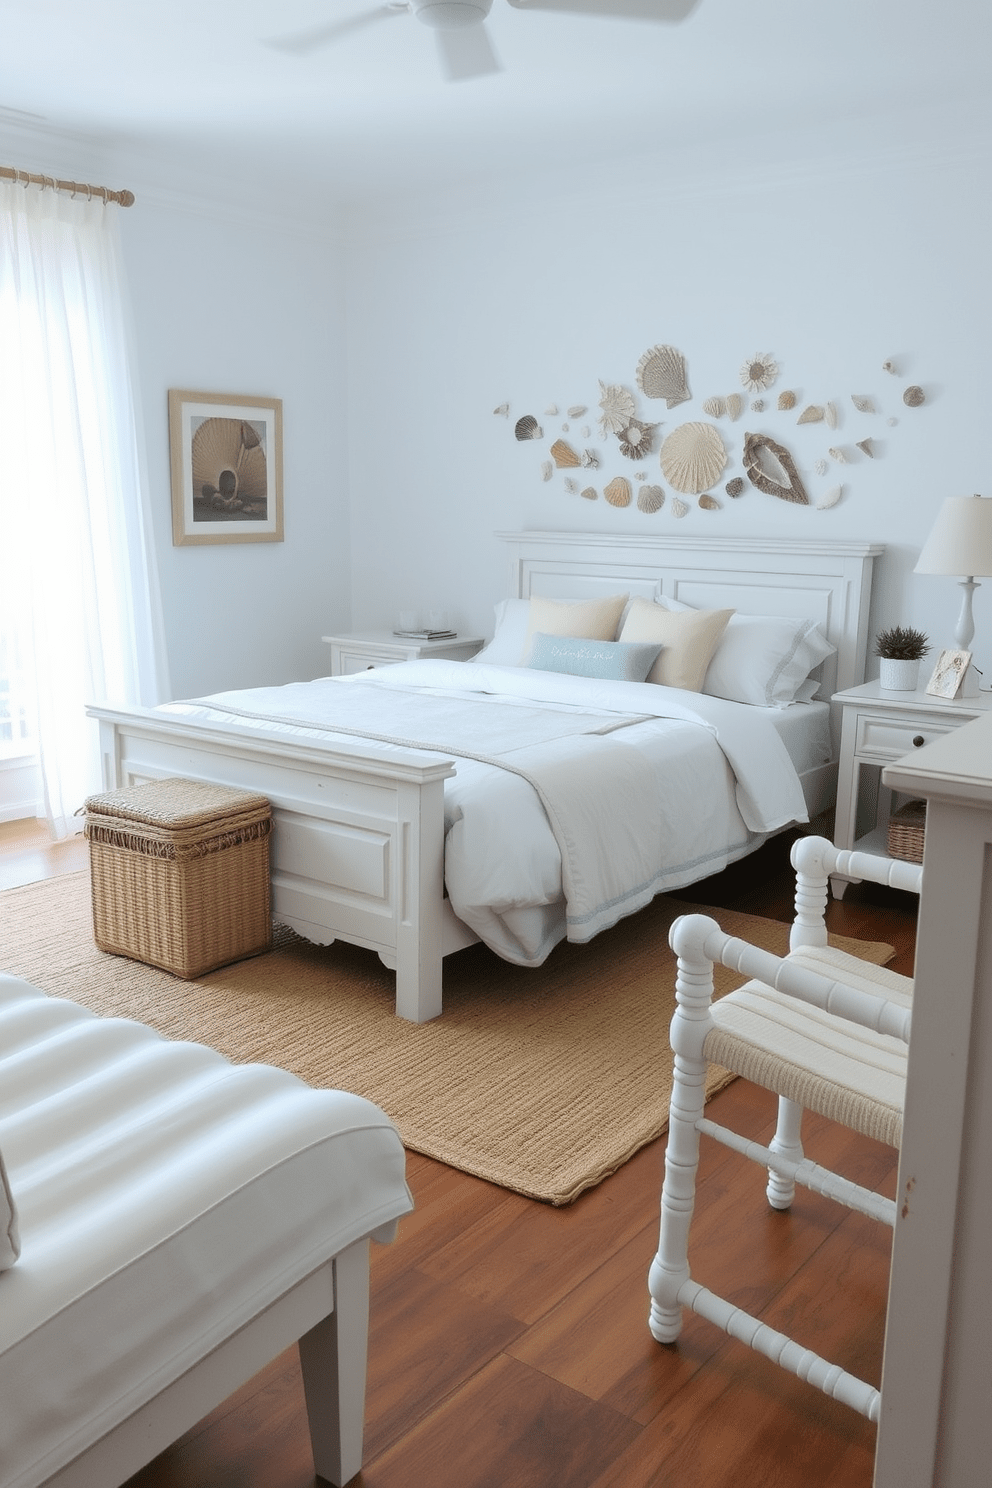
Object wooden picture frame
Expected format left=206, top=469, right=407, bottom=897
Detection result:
left=169, top=390, right=283, bottom=545
left=925, top=647, right=972, bottom=699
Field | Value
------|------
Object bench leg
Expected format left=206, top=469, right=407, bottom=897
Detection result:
left=299, top=1239, right=371, bottom=1487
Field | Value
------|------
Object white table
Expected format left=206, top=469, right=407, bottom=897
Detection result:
left=831, top=680, right=992, bottom=892
left=321, top=630, right=484, bottom=675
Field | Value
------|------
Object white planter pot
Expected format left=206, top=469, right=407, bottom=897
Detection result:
left=879, top=657, right=921, bottom=691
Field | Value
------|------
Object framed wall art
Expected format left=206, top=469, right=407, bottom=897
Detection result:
left=169, top=389, right=283, bottom=546
left=925, top=647, right=972, bottom=700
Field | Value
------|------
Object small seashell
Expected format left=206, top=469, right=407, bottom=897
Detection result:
left=699, top=494, right=721, bottom=511
left=851, top=394, right=876, bottom=414
left=857, top=437, right=875, bottom=458
left=604, top=476, right=632, bottom=508
left=598, top=381, right=637, bottom=437
left=725, top=477, right=745, bottom=498
left=824, top=402, right=838, bottom=429
left=550, top=438, right=580, bottom=468
left=635, top=470, right=647, bottom=481
left=580, top=425, right=591, bottom=439
left=580, top=449, right=599, bottom=469
left=545, top=404, right=559, bottom=416
left=659, top=421, right=728, bottom=494
left=887, top=416, right=898, bottom=427
left=751, top=399, right=764, bottom=412
left=882, top=359, right=896, bottom=374
left=493, top=402, right=509, bottom=416
left=817, top=485, right=843, bottom=510
left=540, top=460, right=553, bottom=481
left=903, top=385, right=925, bottom=407
left=580, top=486, right=598, bottom=501
left=814, top=458, right=828, bottom=476
left=618, top=418, right=657, bottom=460
left=742, top=431, right=809, bottom=504
left=828, top=447, right=847, bottom=463
left=739, top=353, right=778, bottom=393
left=564, top=477, right=579, bottom=494
left=777, top=390, right=797, bottom=411
left=515, top=415, right=542, bottom=441
left=702, top=396, right=726, bottom=418
left=561, top=423, right=569, bottom=432
left=671, top=497, right=689, bottom=519
left=797, top=404, right=824, bottom=424
left=568, top=405, right=587, bottom=419
left=725, top=393, right=743, bottom=421
left=636, top=344, right=691, bottom=407
left=637, top=484, right=665, bottom=513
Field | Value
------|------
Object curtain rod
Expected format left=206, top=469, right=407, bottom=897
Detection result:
left=0, top=164, right=134, bottom=207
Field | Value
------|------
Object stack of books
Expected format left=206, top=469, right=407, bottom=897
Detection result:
left=392, top=627, right=457, bottom=640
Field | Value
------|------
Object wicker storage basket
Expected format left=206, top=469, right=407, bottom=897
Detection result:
left=887, top=799, right=926, bottom=865
left=85, top=778, right=272, bottom=978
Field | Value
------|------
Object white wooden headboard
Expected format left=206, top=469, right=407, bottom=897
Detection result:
left=497, top=530, right=883, bottom=703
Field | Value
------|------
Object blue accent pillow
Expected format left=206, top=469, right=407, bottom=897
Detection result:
left=526, top=632, right=662, bottom=683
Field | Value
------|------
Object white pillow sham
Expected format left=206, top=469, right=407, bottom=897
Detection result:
left=476, top=594, right=628, bottom=667
left=651, top=596, right=835, bottom=707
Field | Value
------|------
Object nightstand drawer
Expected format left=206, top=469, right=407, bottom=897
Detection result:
left=856, top=716, right=956, bottom=760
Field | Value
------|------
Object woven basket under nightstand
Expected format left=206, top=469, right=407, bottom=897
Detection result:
left=84, top=778, right=273, bottom=978
left=887, top=799, right=926, bottom=865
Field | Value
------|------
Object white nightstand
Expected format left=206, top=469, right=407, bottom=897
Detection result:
left=321, top=630, right=485, bottom=675
left=832, top=680, right=992, bottom=890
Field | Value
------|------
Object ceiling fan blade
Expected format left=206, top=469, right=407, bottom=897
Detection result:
left=505, top=0, right=699, bottom=21
left=435, top=22, right=502, bottom=80
left=265, top=5, right=403, bottom=56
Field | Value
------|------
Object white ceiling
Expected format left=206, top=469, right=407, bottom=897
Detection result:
left=0, top=0, right=988, bottom=209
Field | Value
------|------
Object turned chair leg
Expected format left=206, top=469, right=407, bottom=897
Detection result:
left=766, top=1096, right=805, bottom=1210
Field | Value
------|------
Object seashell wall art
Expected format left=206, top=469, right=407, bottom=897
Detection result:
left=617, top=418, right=657, bottom=460
left=659, top=421, right=727, bottom=494
left=637, top=484, right=665, bottom=513
left=598, top=381, right=637, bottom=437
left=604, top=476, right=632, bottom=508
left=636, top=344, right=691, bottom=408
left=742, top=431, right=809, bottom=505
left=550, top=439, right=580, bottom=468
left=515, top=414, right=542, bottom=441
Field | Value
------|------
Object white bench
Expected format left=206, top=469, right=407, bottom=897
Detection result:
left=0, top=974, right=413, bottom=1488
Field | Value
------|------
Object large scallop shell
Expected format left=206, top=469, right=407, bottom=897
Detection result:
left=550, top=438, right=580, bottom=468
left=903, top=385, right=925, bottom=406
left=604, top=476, right=632, bottom=508
left=515, top=415, right=543, bottom=441
left=191, top=417, right=268, bottom=511
left=742, top=431, right=809, bottom=504
left=659, top=421, right=727, bottom=494
left=636, top=344, right=691, bottom=408
left=637, top=484, right=665, bottom=513
left=597, top=381, right=636, bottom=437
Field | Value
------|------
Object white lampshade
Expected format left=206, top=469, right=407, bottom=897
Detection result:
left=915, top=495, right=992, bottom=577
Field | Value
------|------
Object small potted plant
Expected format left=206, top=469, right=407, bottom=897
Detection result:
left=874, top=625, right=931, bottom=691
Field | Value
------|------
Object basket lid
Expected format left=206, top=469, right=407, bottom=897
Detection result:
left=84, top=778, right=270, bottom=830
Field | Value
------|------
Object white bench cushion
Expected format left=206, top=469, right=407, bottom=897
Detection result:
left=0, top=974, right=412, bottom=1488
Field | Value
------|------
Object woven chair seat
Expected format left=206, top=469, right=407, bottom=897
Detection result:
left=704, top=944, right=912, bottom=1149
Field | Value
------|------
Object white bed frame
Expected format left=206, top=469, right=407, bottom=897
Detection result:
left=87, top=532, right=882, bottom=1024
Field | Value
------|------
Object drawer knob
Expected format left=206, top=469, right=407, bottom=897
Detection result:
left=913, top=734, right=925, bottom=747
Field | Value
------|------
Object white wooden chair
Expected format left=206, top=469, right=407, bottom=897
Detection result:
left=647, top=835, right=921, bottom=1421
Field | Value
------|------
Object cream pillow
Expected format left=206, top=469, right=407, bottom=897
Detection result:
left=525, top=592, right=628, bottom=644
left=619, top=597, right=733, bottom=691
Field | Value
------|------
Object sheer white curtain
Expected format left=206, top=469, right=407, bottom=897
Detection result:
left=0, top=180, right=168, bottom=837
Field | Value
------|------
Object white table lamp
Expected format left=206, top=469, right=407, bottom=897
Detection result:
left=915, top=494, right=992, bottom=695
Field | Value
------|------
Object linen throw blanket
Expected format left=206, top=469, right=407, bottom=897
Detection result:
left=168, top=661, right=808, bottom=945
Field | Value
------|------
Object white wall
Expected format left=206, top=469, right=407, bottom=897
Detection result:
left=344, top=100, right=992, bottom=683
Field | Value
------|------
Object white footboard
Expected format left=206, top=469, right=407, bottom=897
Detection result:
left=86, top=704, right=476, bottom=1021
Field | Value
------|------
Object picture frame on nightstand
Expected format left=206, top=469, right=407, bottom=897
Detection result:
left=926, top=648, right=971, bottom=700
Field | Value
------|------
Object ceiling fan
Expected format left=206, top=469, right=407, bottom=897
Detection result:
left=267, top=0, right=700, bottom=84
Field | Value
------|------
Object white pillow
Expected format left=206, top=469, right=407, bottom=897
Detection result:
left=648, top=596, right=835, bottom=707
left=618, top=597, right=733, bottom=691
left=475, top=593, right=628, bottom=667
left=0, top=1146, right=20, bottom=1270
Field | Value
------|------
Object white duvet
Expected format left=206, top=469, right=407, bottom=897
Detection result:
left=162, top=660, right=812, bottom=966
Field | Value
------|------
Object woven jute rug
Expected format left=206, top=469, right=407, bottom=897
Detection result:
left=0, top=871, right=893, bottom=1205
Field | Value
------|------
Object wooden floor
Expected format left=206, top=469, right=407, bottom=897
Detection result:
left=1, top=821, right=918, bottom=1488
